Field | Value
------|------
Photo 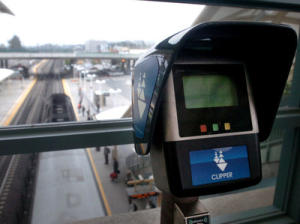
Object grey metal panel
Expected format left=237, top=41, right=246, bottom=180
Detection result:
left=148, top=0, right=300, bottom=12
left=0, top=1, right=14, bottom=15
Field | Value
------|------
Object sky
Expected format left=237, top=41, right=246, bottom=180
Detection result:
left=0, top=0, right=204, bottom=46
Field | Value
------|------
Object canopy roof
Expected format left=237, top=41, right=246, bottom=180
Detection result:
left=193, top=6, right=300, bottom=30
left=0, top=1, right=13, bottom=15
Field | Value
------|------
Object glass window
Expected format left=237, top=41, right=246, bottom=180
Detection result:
left=0, top=2, right=299, bottom=224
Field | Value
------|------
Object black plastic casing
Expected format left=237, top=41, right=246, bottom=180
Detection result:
left=132, top=22, right=297, bottom=155
left=133, top=22, right=297, bottom=197
left=163, top=134, right=261, bottom=197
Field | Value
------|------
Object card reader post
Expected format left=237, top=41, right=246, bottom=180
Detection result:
left=161, top=193, right=209, bottom=224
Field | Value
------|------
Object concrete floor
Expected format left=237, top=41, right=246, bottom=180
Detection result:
left=74, top=186, right=275, bottom=224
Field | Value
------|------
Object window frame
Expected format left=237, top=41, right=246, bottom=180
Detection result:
left=0, top=0, right=300, bottom=223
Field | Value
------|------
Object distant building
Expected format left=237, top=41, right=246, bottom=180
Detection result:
left=73, top=45, right=84, bottom=52
left=85, top=40, right=109, bottom=53
left=113, top=46, right=130, bottom=54
left=129, top=49, right=148, bottom=55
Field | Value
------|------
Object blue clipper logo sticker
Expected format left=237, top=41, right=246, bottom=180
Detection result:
left=214, top=150, right=227, bottom=171
left=190, top=145, right=251, bottom=186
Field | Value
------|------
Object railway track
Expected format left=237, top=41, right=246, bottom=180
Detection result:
left=0, top=59, right=67, bottom=224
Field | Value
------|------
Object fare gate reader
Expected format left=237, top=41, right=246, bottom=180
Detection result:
left=132, top=22, right=297, bottom=224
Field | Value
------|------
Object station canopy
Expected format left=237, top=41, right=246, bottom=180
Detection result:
left=193, top=5, right=300, bottom=32
left=0, top=1, right=13, bottom=15
left=0, top=69, right=17, bottom=82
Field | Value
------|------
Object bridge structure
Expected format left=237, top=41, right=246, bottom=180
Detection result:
left=0, top=52, right=141, bottom=72
left=0, top=52, right=141, bottom=60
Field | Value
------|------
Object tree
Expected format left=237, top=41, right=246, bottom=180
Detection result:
left=0, top=44, right=6, bottom=51
left=8, top=35, right=22, bottom=50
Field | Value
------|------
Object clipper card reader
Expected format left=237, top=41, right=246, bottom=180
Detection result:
left=161, top=62, right=260, bottom=196
left=132, top=22, right=297, bottom=197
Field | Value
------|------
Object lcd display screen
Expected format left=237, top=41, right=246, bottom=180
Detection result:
left=182, top=75, right=238, bottom=109
left=190, top=145, right=250, bottom=186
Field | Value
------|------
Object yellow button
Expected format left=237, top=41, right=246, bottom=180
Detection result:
left=224, top=122, right=231, bottom=130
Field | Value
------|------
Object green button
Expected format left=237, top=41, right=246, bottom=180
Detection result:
left=212, top=123, right=219, bottom=131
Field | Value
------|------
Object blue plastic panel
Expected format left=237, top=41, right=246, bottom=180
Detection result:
left=190, top=145, right=251, bottom=186
left=133, top=56, right=159, bottom=138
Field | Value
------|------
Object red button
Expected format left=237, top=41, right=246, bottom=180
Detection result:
left=200, top=124, right=207, bottom=133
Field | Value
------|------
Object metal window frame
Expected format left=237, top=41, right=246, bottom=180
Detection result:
left=0, top=0, right=300, bottom=223
left=148, top=0, right=300, bottom=12
left=0, top=111, right=299, bottom=155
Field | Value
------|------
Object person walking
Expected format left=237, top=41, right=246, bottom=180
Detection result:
left=87, top=109, right=90, bottom=120
left=110, top=158, right=120, bottom=182
left=104, top=146, right=110, bottom=165
left=96, top=103, right=100, bottom=113
left=82, top=106, right=85, bottom=116
left=111, top=145, right=118, bottom=161
left=113, top=158, right=120, bottom=175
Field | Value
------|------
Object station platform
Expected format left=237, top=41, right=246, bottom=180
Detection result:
left=65, top=77, right=134, bottom=215
left=0, top=78, right=35, bottom=126
left=32, top=74, right=135, bottom=224
left=31, top=74, right=107, bottom=224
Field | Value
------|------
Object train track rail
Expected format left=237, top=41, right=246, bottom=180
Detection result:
left=0, top=59, right=67, bottom=224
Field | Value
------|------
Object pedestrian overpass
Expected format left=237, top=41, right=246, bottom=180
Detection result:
left=0, top=52, right=140, bottom=60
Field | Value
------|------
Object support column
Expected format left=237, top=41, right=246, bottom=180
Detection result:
left=126, top=60, right=131, bottom=74
left=160, top=192, right=209, bottom=224
left=4, top=59, right=8, bottom=68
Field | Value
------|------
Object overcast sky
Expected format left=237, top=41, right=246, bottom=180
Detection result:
left=0, top=0, right=204, bottom=46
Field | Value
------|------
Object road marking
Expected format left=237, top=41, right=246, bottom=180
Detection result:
left=86, top=148, right=112, bottom=216
left=62, top=78, right=112, bottom=216
left=1, top=79, right=37, bottom=126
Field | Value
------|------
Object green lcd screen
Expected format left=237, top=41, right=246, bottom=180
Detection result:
left=182, top=75, right=238, bottom=109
